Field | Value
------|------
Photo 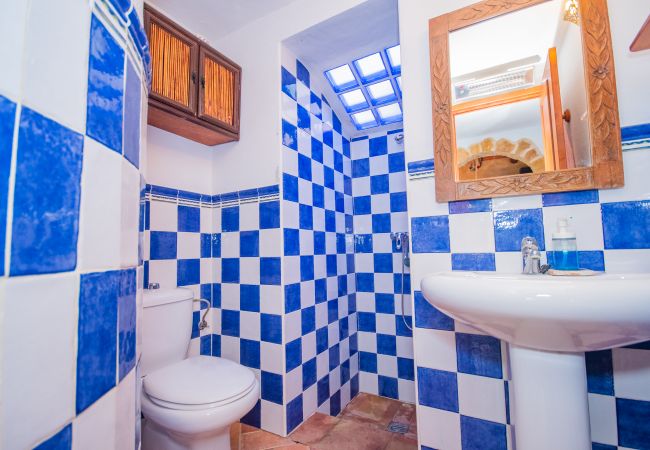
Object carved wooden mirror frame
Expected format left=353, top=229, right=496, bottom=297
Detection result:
left=429, top=0, right=624, bottom=201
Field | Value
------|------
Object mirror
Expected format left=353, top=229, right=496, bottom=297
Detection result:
left=428, top=0, right=623, bottom=201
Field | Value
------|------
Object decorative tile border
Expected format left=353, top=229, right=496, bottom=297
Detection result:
left=407, top=123, right=650, bottom=180
left=145, top=184, right=280, bottom=208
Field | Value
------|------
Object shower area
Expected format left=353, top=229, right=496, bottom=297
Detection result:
left=278, top=0, right=415, bottom=433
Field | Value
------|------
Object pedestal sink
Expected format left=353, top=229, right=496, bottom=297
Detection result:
left=420, top=272, right=650, bottom=450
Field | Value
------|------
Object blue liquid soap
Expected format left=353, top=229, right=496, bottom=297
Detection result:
left=551, top=218, right=579, bottom=270
left=549, top=250, right=579, bottom=270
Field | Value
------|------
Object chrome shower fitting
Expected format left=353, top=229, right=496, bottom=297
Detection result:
left=194, top=298, right=211, bottom=330
left=390, top=232, right=412, bottom=331
left=393, top=133, right=404, bottom=144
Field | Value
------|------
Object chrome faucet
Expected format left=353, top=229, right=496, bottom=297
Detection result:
left=521, top=236, right=542, bottom=275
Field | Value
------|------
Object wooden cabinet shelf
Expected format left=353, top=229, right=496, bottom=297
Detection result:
left=144, top=5, right=241, bottom=145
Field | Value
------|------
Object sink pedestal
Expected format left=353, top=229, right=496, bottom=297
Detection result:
left=509, top=345, right=591, bottom=450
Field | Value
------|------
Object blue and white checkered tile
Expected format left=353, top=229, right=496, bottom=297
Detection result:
left=282, top=54, right=359, bottom=434
left=407, top=144, right=650, bottom=449
left=350, top=132, right=415, bottom=403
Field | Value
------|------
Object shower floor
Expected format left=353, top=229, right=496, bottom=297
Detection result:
left=230, top=393, right=417, bottom=450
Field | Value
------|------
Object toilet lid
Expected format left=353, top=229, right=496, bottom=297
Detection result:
left=143, top=356, right=256, bottom=407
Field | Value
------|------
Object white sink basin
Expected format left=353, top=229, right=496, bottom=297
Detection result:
left=420, top=271, right=650, bottom=450
left=420, top=271, right=650, bottom=352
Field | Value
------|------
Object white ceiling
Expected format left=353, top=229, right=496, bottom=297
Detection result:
left=147, top=0, right=300, bottom=41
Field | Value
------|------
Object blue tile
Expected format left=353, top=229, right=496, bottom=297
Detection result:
left=359, top=351, right=378, bottom=373
left=212, top=334, right=221, bottom=357
left=413, top=291, right=454, bottom=331
left=178, top=205, right=199, bottom=232
left=118, top=269, right=136, bottom=380
left=324, top=166, right=335, bottom=189
left=241, top=400, right=261, bottom=429
left=376, top=293, right=395, bottom=314
left=377, top=333, right=396, bottom=356
left=317, top=375, right=330, bottom=405
left=355, top=234, right=373, bottom=253
left=312, top=184, right=324, bottom=208
left=378, top=375, right=399, bottom=399
left=578, top=250, right=605, bottom=271
left=311, top=137, right=323, bottom=162
left=329, top=344, right=341, bottom=371
left=282, top=119, right=297, bottom=150
left=314, top=231, right=326, bottom=255
left=296, top=60, right=310, bottom=87
left=460, top=415, right=507, bottom=450
left=240, top=284, right=260, bottom=312
left=281, top=67, right=297, bottom=100
left=284, top=228, right=300, bottom=256
left=326, top=254, right=337, bottom=277
left=302, top=357, right=317, bottom=390
left=315, top=278, right=327, bottom=304
left=0, top=96, right=16, bottom=276
left=240, top=231, right=260, bottom=257
left=334, top=151, right=343, bottom=173
left=370, top=174, right=390, bottom=194
left=212, top=233, right=221, bottom=257
left=316, top=327, right=328, bottom=354
left=542, top=189, right=599, bottom=207
left=354, top=195, right=372, bottom=215
left=407, top=158, right=434, bottom=175
left=352, top=158, right=370, bottom=178
left=622, top=122, right=650, bottom=141
left=297, top=105, right=311, bottom=134
left=240, top=339, right=260, bottom=369
left=411, top=216, right=450, bottom=253
left=177, top=259, right=200, bottom=286
left=456, top=333, right=503, bottom=379
left=397, top=357, right=415, bottom=381
left=358, top=312, right=376, bottom=332
left=261, top=257, right=281, bottom=285
left=123, top=59, right=141, bottom=168
left=390, top=191, right=408, bottom=212
left=287, top=394, right=304, bottom=434
left=356, top=273, right=375, bottom=292
left=302, top=306, right=316, bottom=335
left=333, top=113, right=342, bottom=134
left=299, top=203, right=313, bottom=230
left=369, top=136, right=388, bottom=156
left=310, top=92, right=322, bottom=119
left=87, top=15, right=124, bottom=153
left=261, top=371, right=283, bottom=404
left=325, top=210, right=336, bottom=232
left=388, top=152, right=405, bottom=173
left=602, top=201, right=650, bottom=249
left=323, top=129, right=333, bottom=148
left=222, top=206, right=239, bottom=232
left=449, top=199, right=492, bottom=214
left=373, top=253, right=393, bottom=273
left=372, top=213, right=391, bottom=233
left=494, top=209, right=545, bottom=252
left=328, top=299, right=339, bottom=324
left=77, top=270, right=119, bottom=413
left=417, top=367, right=458, bottom=412
left=451, top=253, right=496, bottom=271
left=221, top=309, right=240, bottom=337
left=212, top=283, right=222, bottom=308
left=283, top=173, right=299, bottom=202
left=200, top=335, right=211, bottom=355
left=396, top=315, right=413, bottom=337
left=150, top=231, right=177, bottom=260
left=592, top=443, right=617, bottom=450
left=222, top=258, right=240, bottom=283
left=340, top=358, right=350, bottom=384
left=200, top=233, right=212, bottom=258
left=34, top=424, right=72, bottom=450
left=394, top=272, right=411, bottom=294
left=286, top=337, right=302, bottom=372
left=339, top=316, right=349, bottom=340
left=11, top=107, right=83, bottom=276
left=191, top=310, right=200, bottom=339
left=351, top=374, right=360, bottom=398
left=586, top=350, right=614, bottom=395
left=261, top=313, right=282, bottom=344
left=260, top=200, right=280, bottom=229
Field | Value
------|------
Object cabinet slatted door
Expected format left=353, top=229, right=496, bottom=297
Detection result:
left=198, top=47, right=241, bottom=133
left=146, top=9, right=198, bottom=114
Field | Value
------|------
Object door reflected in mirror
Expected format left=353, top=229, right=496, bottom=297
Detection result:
left=449, top=0, right=590, bottom=182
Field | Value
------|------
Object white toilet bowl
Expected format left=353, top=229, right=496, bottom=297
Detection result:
left=141, top=355, right=259, bottom=450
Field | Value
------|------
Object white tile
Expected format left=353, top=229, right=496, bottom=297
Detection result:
left=494, top=252, right=523, bottom=273
left=21, top=0, right=91, bottom=132
left=377, top=354, right=398, bottom=378
left=149, top=200, right=177, bottom=231
left=302, top=384, right=318, bottom=421
left=260, top=228, right=281, bottom=257
left=200, top=206, right=213, bottom=234
left=302, top=331, right=316, bottom=361
left=78, top=138, right=122, bottom=271
left=0, top=1, right=27, bottom=100
left=371, top=193, right=391, bottom=214
left=317, top=352, right=329, bottom=379
left=121, top=162, right=140, bottom=268
left=612, top=347, right=650, bottom=401
left=409, top=253, right=451, bottom=291
left=398, top=379, right=416, bottom=403
left=329, top=365, right=341, bottom=391
left=417, top=406, right=462, bottom=450
left=261, top=342, right=284, bottom=375
left=73, top=387, right=117, bottom=450
left=239, top=203, right=259, bottom=231
left=407, top=177, right=450, bottom=217
left=220, top=336, right=240, bottom=363
left=285, top=310, right=301, bottom=343
left=261, top=400, right=284, bottom=436
left=177, top=232, right=200, bottom=259
left=449, top=212, right=495, bottom=254
left=369, top=155, right=388, bottom=176
left=147, top=260, right=177, bottom=288
left=296, top=80, right=310, bottom=109
left=457, top=373, right=506, bottom=423
left=397, top=336, right=414, bottom=359
left=298, top=129, right=311, bottom=157
left=376, top=313, right=396, bottom=335
left=282, top=93, right=297, bottom=125
left=239, top=311, right=261, bottom=341
left=220, top=232, right=239, bottom=258
left=285, top=365, right=303, bottom=402
left=587, top=393, right=618, bottom=446
left=413, top=328, right=457, bottom=372
left=542, top=203, right=603, bottom=251
left=359, top=372, right=379, bottom=396
left=492, top=194, right=542, bottom=211
left=352, top=177, right=370, bottom=197
left=599, top=150, right=650, bottom=203
left=283, top=201, right=299, bottom=229
left=604, top=249, right=650, bottom=273
left=351, top=139, right=370, bottom=159
left=1, top=274, right=78, bottom=450
left=220, top=284, right=239, bottom=310
left=283, top=145, right=298, bottom=177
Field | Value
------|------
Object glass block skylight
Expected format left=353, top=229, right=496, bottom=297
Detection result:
left=324, top=44, right=402, bottom=130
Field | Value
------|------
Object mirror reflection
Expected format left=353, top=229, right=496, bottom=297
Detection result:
left=449, top=0, right=590, bottom=181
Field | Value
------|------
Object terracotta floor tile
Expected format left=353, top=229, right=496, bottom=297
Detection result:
left=310, top=418, right=394, bottom=450
left=242, top=423, right=260, bottom=434
left=290, top=413, right=340, bottom=445
left=391, top=403, right=416, bottom=425
left=384, top=434, right=418, bottom=450
left=241, top=430, right=295, bottom=450
left=231, top=423, right=241, bottom=450
left=273, top=445, right=311, bottom=450
left=341, top=393, right=402, bottom=429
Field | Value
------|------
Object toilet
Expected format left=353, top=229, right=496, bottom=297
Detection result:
left=140, top=288, right=259, bottom=450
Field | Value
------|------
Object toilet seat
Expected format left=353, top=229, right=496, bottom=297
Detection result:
left=143, top=356, right=257, bottom=411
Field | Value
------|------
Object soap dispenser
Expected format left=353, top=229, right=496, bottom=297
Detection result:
left=550, top=218, right=579, bottom=270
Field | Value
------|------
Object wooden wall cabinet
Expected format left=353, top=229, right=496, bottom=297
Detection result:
left=144, top=5, right=241, bottom=146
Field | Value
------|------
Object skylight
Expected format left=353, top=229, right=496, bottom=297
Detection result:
left=353, top=53, right=388, bottom=84
left=340, top=89, right=369, bottom=112
left=386, top=45, right=401, bottom=74
left=351, top=110, right=378, bottom=129
left=325, top=64, right=358, bottom=92
left=324, top=44, right=402, bottom=130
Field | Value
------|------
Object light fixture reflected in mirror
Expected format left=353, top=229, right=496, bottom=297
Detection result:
left=564, top=0, right=579, bottom=25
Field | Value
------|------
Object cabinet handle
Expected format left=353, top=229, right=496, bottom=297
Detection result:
left=191, top=72, right=197, bottom=84
left=200, top=76, right=205, bottom=89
